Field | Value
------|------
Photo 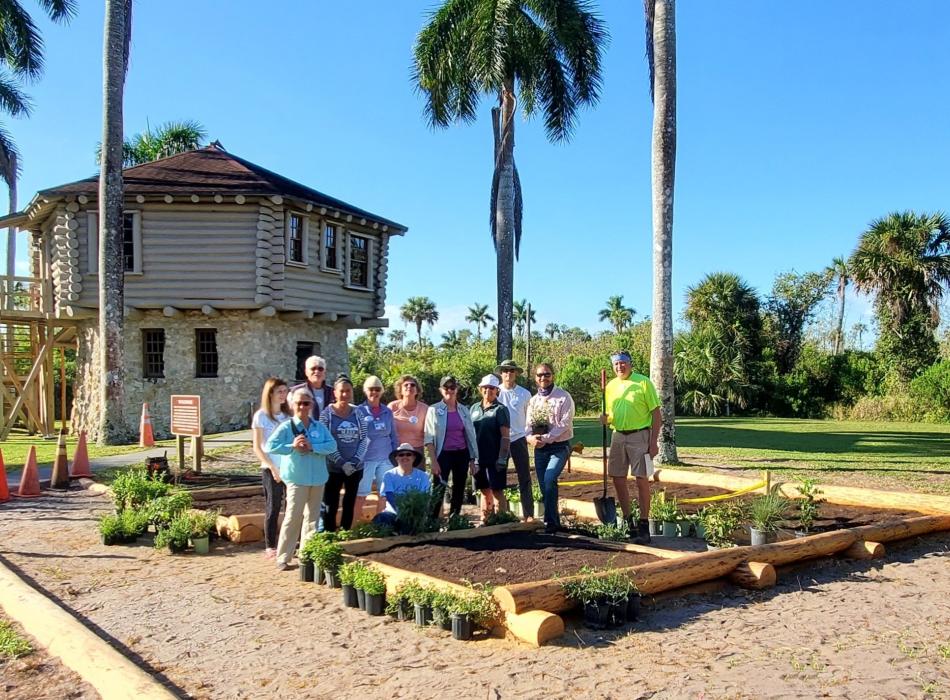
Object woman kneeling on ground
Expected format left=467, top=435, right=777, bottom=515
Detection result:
left=320, top=375, right=369, bottom=531
left=470, top=374, right=511, bottom=522
left=266, top=386, right=337, bottom=571
left=373, top=443, right=431, bottom=532
left=252, top=377, right=289, bottom=559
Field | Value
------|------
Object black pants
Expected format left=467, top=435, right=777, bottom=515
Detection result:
left=436, top=449, right=471, bottom=516
left=261, top=469, right=285, bottom=549
left=509, top=437, right=534, bottom=519
left=323, top=469, right=362, bottom=531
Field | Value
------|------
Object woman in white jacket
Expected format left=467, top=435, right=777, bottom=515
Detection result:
left=424, top=374, right=478, bottom=517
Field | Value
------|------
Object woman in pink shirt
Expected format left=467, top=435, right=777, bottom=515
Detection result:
left=388, top=374, right=428, bottom=454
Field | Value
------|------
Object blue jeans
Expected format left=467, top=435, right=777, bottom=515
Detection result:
left=534, top=441, right=570, bottom=527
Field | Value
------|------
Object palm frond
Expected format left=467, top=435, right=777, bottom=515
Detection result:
left=643, top=0, right=655, bottom=101
left=0, top=0, right=43, bottom=79
left=38, top=0, right=77, bottom=23
left=0, top=70, right=30, bottom=117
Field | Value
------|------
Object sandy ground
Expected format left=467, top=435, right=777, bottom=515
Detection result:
left=0, top=614, right=99, bottom=699
left=0, top=457, right=948, bottom=699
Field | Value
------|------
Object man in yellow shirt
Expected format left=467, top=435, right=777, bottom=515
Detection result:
left=600, top=350, right=661, bottom=543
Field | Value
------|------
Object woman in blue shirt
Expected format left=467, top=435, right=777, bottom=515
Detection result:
left=320, top=375, right=369, bottom=531
left=356, top=375, right=399, bottom=518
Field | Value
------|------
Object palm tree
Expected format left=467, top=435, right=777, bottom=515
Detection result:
left=851, top=321, right=868, bottom=350
left=96, top=119, right=207, bottom=166
left=400, top=296, right=439, bottom=345
left=0, top=0, right=76, bottom=280
left=389, top=329, right=406, bottom=350
left=513, top=299, right=536, bottom=339
left=413, top=0, right=607, bottom=363
left=544, top=323, right=560, bottom=339
left=465, top=302, right=494, bottom=341
left=645, top=0, right=678, bottom=463
left=598, top=295, right=636, bottom=334
left=685, top=272, right=762, bottom=349
left=826, top=256, right=849, bottom=355
left=97, top=0, right=133, bottom=444
left=441, top=329, right=465, bottom=349
left=849, top=211, right=950, bottom=383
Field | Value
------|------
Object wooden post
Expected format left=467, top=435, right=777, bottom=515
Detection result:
left=192, top=436, right=202, bottom=473
left=59, top=347, right=67, bottom=432
left=177, top=434, right=185, bottom=473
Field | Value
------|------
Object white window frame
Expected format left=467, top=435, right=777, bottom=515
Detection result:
left=86, top=210, right=142, bottom=275
left=285, top=211, right=309, bottom=267
left=345, top=232, right=374, bottom=291
left=321, top=221, right=342, bottom=273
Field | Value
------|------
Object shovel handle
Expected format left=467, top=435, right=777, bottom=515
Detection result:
left=601, top=369, right=608, bottom=496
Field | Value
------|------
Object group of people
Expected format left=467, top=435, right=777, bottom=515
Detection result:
left=251, top=351, right=663, bottom=571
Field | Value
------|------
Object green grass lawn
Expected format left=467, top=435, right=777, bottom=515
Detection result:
left=573, top=417, right=950, bottom=474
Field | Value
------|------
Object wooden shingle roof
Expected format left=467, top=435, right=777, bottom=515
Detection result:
left=37, top=145, right=407, bottom=232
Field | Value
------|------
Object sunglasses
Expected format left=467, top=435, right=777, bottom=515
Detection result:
left=396, top=452, right=415, bottom=458
left=536, top=372, right=552, bottom=378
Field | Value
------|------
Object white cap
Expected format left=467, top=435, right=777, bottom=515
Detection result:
left=478, top=374, right=501, bottom=388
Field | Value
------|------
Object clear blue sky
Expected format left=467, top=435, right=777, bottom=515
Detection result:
left=6, top=1, right=950, bottom=340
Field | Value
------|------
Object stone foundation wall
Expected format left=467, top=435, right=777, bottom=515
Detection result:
left=71, top=311, right=349, bottom=441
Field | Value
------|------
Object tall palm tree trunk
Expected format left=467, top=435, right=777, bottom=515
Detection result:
left=494, top=83, right=516, bottom=363
left=648, top=0, right=678, bottom=463
left=834, top=282, right=846, bottom=354
left=5, top=178, right=15, bottom=282
left=98, top=0, right=129, bottom=444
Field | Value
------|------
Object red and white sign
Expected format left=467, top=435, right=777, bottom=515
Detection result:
left=170, top=395, right=202, bottom=437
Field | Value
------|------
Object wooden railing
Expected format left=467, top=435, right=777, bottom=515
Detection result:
left=0, top=275, right=51, bottom=315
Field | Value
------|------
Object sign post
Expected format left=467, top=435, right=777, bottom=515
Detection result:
left=170, top=395, right=202, bottom=473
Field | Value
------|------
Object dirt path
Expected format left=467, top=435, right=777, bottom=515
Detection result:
left=1, top=486, right=948, bottom=699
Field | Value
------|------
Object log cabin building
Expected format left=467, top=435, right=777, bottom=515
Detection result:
left=0, top=144, right=406, bottom=440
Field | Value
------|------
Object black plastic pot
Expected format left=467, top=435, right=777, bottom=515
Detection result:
left=395, top=599, right=411, bottom=621
left=298, top=560, right=314, bottom=582
left=342, top=584, right=359, bottom=608
left=451, top=613, right=474, bottom=641
left=100, top=533, right=119, bottom=546
left=314, top=567, right=325, bottom=585
left=433, top=607, right=452, bottom=631
left=356, top=588, right=367, bottom=610
left=582, top=599, right=610, bottom=630
left=325, top=570, right=340, bottom=588
left=365, top=593, right=385, bottom=616
left=626, top=591, right=641, bottom=622
left=414, top=603, right=432, bottom=627
left=607, top=599, right=626, bottom=628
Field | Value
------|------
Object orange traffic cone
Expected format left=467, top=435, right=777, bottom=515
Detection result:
left=16, top=446, right=41, bottom=498
left=70, top=431, right=92, bottom=478
left=0, top=449, right=10, bottom=502
left=50, top=429, right=69, bottom=489
left=139, top=403, right=155, bottom=447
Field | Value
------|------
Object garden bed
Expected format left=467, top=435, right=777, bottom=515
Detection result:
left=364, top=532, right=662, bottom=586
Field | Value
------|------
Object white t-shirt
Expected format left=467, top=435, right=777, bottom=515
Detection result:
left=252, top=409, right=289, bottom=470
left=498, top=384, right=532, bottom=441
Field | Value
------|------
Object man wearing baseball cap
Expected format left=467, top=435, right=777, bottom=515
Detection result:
left=601, top=350, right=661, bottom=543
left=495, top=359, right=535, bottom=520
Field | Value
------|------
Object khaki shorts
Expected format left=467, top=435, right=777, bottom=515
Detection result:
left=608, top=429, right=651, bottom=478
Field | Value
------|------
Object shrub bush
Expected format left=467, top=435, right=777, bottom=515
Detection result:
left=909, top=360, right=950, bottom=422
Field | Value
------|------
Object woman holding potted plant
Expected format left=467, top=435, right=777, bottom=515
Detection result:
left=266, top=387, right=338, bottom=571
left=252, top=377, right=290, bottom=560
left=424, top=375, right=479, bottom=517
left=320, top=375, right=369, bottom=532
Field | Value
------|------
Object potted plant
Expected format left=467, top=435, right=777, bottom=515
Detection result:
left=109, top=468, right=171, bottom=513
left=651, top=492, right=680, bottom=537
left=692, top=508, right=708, bottom=540
left=361, top=567, right=387, bottom=616
left=447, top=584, right=498, bottom=641
left=98, top=514, right=122, bottom=546
left=188, top=509, right=219, bottom=555
left=601, top=569, right=636, bottom=628
left=153, top=512, right=191, bottom=553
left=648, top=490, right=666, bottom=536
left=386, top=581, right=417, bottom=621
left=795, top=478, right=824, bottom=537
left=313, top=540, right=344, bottom=587
left=146, top=491, right=194, bottom=532
left=298, top=537, right=317, bottom=582
left=562, top=567, right=610, bottom=630
left=406, top=582, right=434, bottom=627
left=338, top=561, right=366, bottom=608
left=748, top=488, right=790, bottom=545
left=703, top=502, right=746, bottom=549
left=431, top=590, right=455, bottom=631
left=527, top=400, right=553, bottom=435
left=445, top=512, right=474, bottom=531
left=594, top=519, right=630, bottom=542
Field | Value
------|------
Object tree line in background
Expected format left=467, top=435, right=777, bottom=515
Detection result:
left=363, top=210, right=950, bottom=422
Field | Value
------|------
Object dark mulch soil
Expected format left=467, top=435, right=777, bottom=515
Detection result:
left=365, top=532, right=662, bottom=585
left=195, top=493, right=269, bottom=516
left=779, top=501, right=925, bottom=533
left=559, top=480, right=734, bottom=514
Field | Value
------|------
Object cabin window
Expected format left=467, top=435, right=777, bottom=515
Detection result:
left=286, top=212, right=308, bottom=265
left=347, top=234, right=371, bottom=289
left=195, top=328, right=218, bottom=378
left=86, top=211, right=142, bottom=274
left=142, top=329, right=165, bottom=379
left=323, top=223, right=340, bottom=271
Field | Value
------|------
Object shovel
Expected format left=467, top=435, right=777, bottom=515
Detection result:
left=593, top=369, right=617, bottom=525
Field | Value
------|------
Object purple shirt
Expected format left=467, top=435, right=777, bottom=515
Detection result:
left=443, top=410, right=467, bottom=451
